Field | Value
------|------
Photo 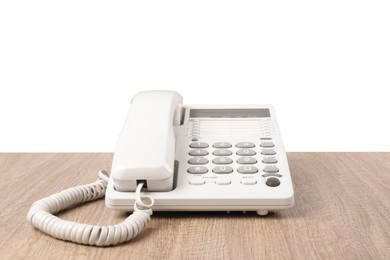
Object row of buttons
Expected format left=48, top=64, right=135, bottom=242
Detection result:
left=189, top=177, right=281, bottom=187
left=187, top=165, right=280, bottom=174
left=190, top=141, right=274, bottom=148
left=188, top=156, right=278, bottom=165
left=189, top=149, right=276, bottom=156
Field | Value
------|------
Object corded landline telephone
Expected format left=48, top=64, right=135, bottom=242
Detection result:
left=27, top=91, right=294, bottom=246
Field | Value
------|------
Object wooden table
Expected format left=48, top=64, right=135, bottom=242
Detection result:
left=1, top=153, right=389, bottom=259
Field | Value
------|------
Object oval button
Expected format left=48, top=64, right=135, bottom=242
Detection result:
left=212, top=157, right=233, bottom=164
left=212, top=166, right=233, bottom=174
left=215, top=179, right=231, bottom=185
left=241, top=179, right=257, bottom=185
left=189, top=179, right=206, bottom=185
left=213, top=150, right=232, bottom=156
left=263, top=166, right=279, bottom=173
left=189, top=142, right=209, bottom=148
left=189, top=149, right=209, bottom=156
left=187, top=166, right=208, bottom=174
left=237, top=157, right=257, bottom=164
left=188, top=157, right=208, bottom=165
left=212, top=142, right=232, bottom=148
left=261, top=149, right=276, bottom=155
left=262, top=157, right=278, bottom=164
left=236, top=149, right=256, bottom=156
left=236, top=142, right=255, bottom=148
left=237, top=166, right=258, bottom=174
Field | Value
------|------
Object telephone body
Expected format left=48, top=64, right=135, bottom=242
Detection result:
left=106, top=91, right=294, bottom=215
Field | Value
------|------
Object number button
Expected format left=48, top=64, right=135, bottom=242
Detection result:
left=187, top=166, right=208, bottom=174
left=189, top=142, right=209, bottom=148
left=236, top=142, right=255, bottom=148
left=212, top=142, right=232, bottom=148
left=237, top=166, right=258, bottom=174
left=237, top=157, right=257, bottom=164
left=213, top=149, right=232, bottom=156
left=189, top=149, right=209, bottom=156
left=236, top=149, right=256, bottom=156
left=212, top=157, right=233, bottom=164
left=188, top=157, right=208, bottom=165
left=212, top=166, right=233, bottom=174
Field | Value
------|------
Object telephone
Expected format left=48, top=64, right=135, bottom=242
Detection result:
left=27, top=90, right=294, bottom=246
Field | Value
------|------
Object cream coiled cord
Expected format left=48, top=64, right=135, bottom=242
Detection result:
left=26, top=170, right=154, bottom=246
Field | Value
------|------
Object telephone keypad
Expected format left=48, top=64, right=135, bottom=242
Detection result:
left=186, top=139, right=282, bottom=186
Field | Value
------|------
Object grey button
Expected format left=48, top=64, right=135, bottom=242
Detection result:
left=215, top=179, right=231, bottom=185
left=189, top=179, right=206, bottom=185
left=212, top=142, right=232, bottom=148
left=187, top=166, right=208, bottom=174
left=260, top=141, right=274, bottom=148
left=262, top=157, right=278, bottom=164
left=266, top=177, right=280, bottom=187
left=236, top=142, right=255, bottom=148
left=241, top=179, right=257, bottom=185
left=189, top=142, right=209, bottom=148
left=260, top=137, right=272, bottom=140
left=236, top=149, right=256, bottom=156
left=189, top=149, right=209, bottom=156
left=213, top=149, right=232, bottom=156
left=261, top=149, right=276, bottom=155
left=263, top=166, right=279, bottom=173
left=212, top=166, right=233, bottom=174
left=262, top=173, right=283, bottom=178
left=237, top=157, right=257, bottom=164
left=212, top=157, right=233, bottom=164
left=188, top=157, right=208, bottom=165
left=237, top=166, right=258, bottom=174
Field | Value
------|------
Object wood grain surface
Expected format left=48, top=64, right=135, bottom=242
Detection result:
left=0, top=153, right=390, bottom=259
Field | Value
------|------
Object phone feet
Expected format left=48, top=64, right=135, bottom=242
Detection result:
left=256, top=209, right=269, bottom=216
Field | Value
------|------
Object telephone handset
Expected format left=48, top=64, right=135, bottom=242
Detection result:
left=27, top=90, right=294, bottom=246
left=111, top=91, right=182, bottom=192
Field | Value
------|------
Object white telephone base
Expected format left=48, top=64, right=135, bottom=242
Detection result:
left=106, top=103, right=294, bottom=215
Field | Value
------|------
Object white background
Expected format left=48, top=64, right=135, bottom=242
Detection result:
left=1, top=1, right=389, bottom=152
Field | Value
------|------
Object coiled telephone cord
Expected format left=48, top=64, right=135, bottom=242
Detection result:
left=26, top=170, right=154, bottom=246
